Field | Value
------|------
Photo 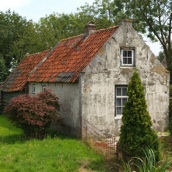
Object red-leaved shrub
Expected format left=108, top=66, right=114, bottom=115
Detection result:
left=4, top=90, right=60, bottom=138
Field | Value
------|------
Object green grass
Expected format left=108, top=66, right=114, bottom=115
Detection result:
left=0, top=115, right=108, bottom=172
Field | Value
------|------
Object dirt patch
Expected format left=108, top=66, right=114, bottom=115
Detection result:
left=78, top=161, right=92, bottom=172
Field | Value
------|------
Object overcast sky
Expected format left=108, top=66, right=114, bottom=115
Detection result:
left=0, top=0, right=161, bottom=55
left=0, top=0, right=95, bottom=21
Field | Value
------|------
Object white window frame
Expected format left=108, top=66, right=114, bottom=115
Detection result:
left=121, top=49, right=135, bottom=66
left=115, top=85, right=128, bottom=117
left=32, top=84, right=36, bottom=94
left=42, top=85, right=46, bottom=92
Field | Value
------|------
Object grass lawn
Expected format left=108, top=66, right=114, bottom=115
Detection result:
left=0, top=115, right=110, bottom=172
left=1, top=114, right=172, bottom=172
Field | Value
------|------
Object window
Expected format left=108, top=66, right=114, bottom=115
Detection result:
left=42, top=85, right=46, bottom=92
left=32, top=84, right=36, bottom=94
left=115, top=86, right=128, bottom=116
left=121, top=49, right=135, bottom=66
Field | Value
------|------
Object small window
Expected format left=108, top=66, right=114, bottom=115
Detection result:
left=42, top=85, right=46, bottom=92
left=32, top=84, right=36, bottom=94
left=115, top=86, right=128, bottom=116
left=121, top=49, right=135, bottom=66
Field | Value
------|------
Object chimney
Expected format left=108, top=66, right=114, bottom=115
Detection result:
left=84, top=21, right=96, bottom=36
left=120, top=19, right=133, bottom=28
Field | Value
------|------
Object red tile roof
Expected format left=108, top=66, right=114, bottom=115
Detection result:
left=28, top=26, right=118, bottom=83
left=2, top=25, right=118, bottom=92
left=2, top=50, right=50, bottom=92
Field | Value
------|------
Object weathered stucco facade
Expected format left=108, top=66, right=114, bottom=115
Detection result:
left=80, top=20, right=169, bottom=137
left=2, top=19, right=169, bottom=138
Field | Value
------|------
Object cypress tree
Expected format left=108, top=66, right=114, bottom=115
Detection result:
left=118, top=70, right=160, bottom=160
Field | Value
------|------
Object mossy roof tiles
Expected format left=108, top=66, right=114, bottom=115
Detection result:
left=2, top=50, right=49, bottom=92
left=28, top=26, right=118, bottom=83
left=3, top=25, right=118, bottom=92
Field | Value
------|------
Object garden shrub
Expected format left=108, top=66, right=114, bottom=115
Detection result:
left=37, top=90, right=60, bottom=110
left=118, top=70, right=160, bottom=161
left=4, top=90, right=61, bottom=138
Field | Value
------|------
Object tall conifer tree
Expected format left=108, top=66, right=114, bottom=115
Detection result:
left=119, top=70, right=160, bottom=160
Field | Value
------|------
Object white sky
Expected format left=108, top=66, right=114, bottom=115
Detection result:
left=0, top=0, right=161, bottom=55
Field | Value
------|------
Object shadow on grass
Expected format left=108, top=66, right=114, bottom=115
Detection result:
left=0, top=132, right=75, bottom=144
left=80, top=158, right=117, bottom=172
left=0, top=134, right=26, bottom=144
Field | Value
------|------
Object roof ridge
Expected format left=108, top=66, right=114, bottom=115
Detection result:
left=60, top=25, right=118, bottom=42
left=95, top=25, right=119, bottom=33
left=60, top=34, right=84, bottom=42
left=25, top=49, right=50, bottom=57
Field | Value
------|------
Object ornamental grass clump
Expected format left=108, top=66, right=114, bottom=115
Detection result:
left=4, top=89, right=61, bottom=138
left=118, top=70, right=160, bottom=161
left=117, top=149, right=171, bottom=172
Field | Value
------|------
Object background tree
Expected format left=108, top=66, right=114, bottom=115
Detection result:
left=123, top=0, right=172, bottom=80
left=0, top=10, right=41, bottom=81
left=118, top=70, right=160, bottom=160
left=0, top=55, right=7, bottom=82
left=158, top=51, right=166, bottom=62
left=36, top=12, right=93, bottom=48
left=77, top=0, right=127, bottom=28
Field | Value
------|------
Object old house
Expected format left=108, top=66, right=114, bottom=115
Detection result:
left=1, top=50, right=50, bottom=108
left=1, top=20, right=169, bottom=137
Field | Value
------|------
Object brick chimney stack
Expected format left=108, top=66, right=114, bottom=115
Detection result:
left=84, top=21, right=96, bottom=36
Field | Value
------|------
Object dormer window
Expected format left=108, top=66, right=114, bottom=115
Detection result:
left=121, top=49, right=135, bottom=66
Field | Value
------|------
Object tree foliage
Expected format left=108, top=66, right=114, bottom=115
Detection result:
left=0, top=55, right=7, bottom=82
left=77, top=0, right=127, bottom=28
left=0, top=10, right=42, bottom=81
left=36, top=13, right=92, bottom=48
left=119, top=70, right=160, bottom=160
left=158, top=51, right=166, bottom=62
left=4, top=90, right=61, bottom=138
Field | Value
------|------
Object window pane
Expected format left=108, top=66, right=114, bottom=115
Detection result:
left=116, top=107, right=122, bottom=115
left=128, top=51, right=132, bottom=57
left=123, top=51, right=127, bottom=57
left=123, top=58, right=128, bottom=64
left=116, top=88, right=121, bottom=96
left=122, top=87, right=127, bottom=96
left=128, top=58, right=132, bottom=64
left=116, top=98, right=121, bottom=106
left=123, top=88, right=127, bottom=95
